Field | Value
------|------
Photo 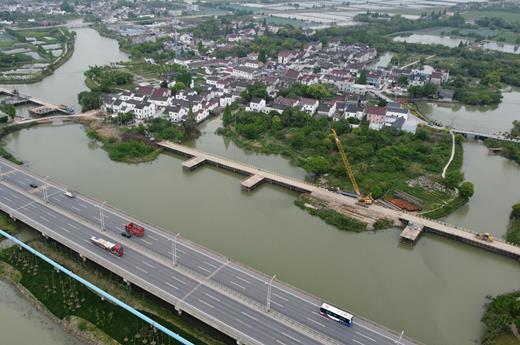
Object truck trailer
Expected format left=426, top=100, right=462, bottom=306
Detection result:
left=90, top=236, right=124, bottom=257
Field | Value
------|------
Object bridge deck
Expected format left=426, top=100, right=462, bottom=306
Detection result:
left=0, top=156, right=421, bottom=345
left=400, top=223, right=424, bottom=242
left=159, top=141, right=315, bottom=193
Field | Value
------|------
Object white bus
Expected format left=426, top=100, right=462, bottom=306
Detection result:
left=319, top=303, right=354, bottom=326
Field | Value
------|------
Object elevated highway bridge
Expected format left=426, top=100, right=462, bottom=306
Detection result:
left=0, top=157, right=420, bottom=345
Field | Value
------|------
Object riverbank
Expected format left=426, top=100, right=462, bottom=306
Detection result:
left=506, top=203, right=520, bottom=245
left=481, top=290, right=520, bottom=345
left=0, top=223, right=229, bottom=345
left=83, top=119, right=161, bottom=164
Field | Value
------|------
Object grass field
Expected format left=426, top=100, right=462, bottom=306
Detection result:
left=463, top=11, right=520, bottom=24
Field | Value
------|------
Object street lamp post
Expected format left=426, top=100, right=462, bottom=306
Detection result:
left=172, top=233, right=180, bottom=266
left=396, top=330, right=404, bottom=344
left=99, top=201, right=106, bottom=231
left=266, top=274, right=276, bottom=312
left=42, top=176, right=50, bottom=203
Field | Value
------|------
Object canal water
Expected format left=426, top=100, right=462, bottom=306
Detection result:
left=1, top=21, right=520, bottom=345
left=0, top=280, right=84, bottom=345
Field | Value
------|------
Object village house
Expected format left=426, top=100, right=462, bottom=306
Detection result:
left=299, top=97, right=319, bottom=115
left=366, top=106, right=386, bottom=130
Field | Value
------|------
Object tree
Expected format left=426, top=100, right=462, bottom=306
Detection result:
left=115, top=112, right=135, bottom=125
left=183, top=107, right=197, bottom=136
left=60, top=1, right=74, bottom=13
left=241, top=82, right=268, bottom=103
left=222, top=105, right=234, bottom=126
left=272, top=115, right=282, bottom=130
left=258, top=50, right=267, bottom=63
left=1, top=104, right=16, bottom=119
left=398, top=75, right=408, bottom=86
left=78, top=91, right=102, bottom=112
left=356, top=69, right=368, bottom=85
left=444, top=170, right=464, bottom=189
left=303, top=156, right=330, bottom=181
left=511, top=203, right=520, bottom=219
left=458, top=181, right=474, bottom=199
left=176, top=72, right=192, bottom=87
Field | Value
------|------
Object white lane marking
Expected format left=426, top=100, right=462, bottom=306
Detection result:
left=356, top=332, right=376, bottom=342
left=77, top=202, right=88, bottom=209
left=142, top=239, right=152, bottom=245
left=24, top=177, right=32, bottom=183
left=272, top=292, right=289, bottom=302
left=197, top=266, right=211, bottom=274
left=271, top=300, right=284, bottom=308
left=306, top=317, right=326, bottom=328
left=142, top=261, right=155, bottom=269
left=71, top=206, right=81, bottom=212
left=203, top=260, right=218, bottom=269
left=171, top=276, right=187, bottom=285
left=352, top=339, right=366, bottom=345
left=8, top=193, right=21, bottom=200
left=135, top=266, right=148, bottom=274
left=281, top=332, right=302, bottom=344
left=93, top=216, right=100, bottom=221
left=197, top=298, right=215, bottom=309
left=234, top=275, right=251, bottom=284
left=177, top=248, right=186, bottom=254
left=165, top=282, right=179, bottom=290
left=230, top=281, right=245, bottom=290
left=240, top=312, right=259, bottom=322
left=275, top=340, right=288, bottom=345
left=39, top=215, right=50, bottom=222
left=67, top=223, right=78, bottom=229
left=3, top=196, right=12, bottom=202
left=204, top=293, right=221, bottom=303
left=235, top=318, right=253, bottom=329
left=59, top=226, right=71, bottom=234
left=311, top=311, right=321, bottom=317
left=82, top=239, right=90, bottom=244
left=148, top=234, right=159, bottom=241
left=46, top=212, right=57, bottom=219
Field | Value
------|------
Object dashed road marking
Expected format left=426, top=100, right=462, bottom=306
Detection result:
left=352, top=339, right=366, bottom=345
left=165, top=282, right=179, bottom=290
left=272, top=292, right=289, bottom=302
left=197, top=266, right=211, bottom=274
left=171, top=276, right=187, bottom=285
left=230, top=281, right=245, bottom=290
left=356, top=332, right=376, bottom=342
left=40, top=215, right=50, bottom=222
left=203, top=260, right=218, bottom=269
left=197, top=298, right=215, bottom=309
left=142, top=261, right=155, bottom=269
left=234, top=275, right=251, bottom=284
left=281, top=332, right=302, bottom=344
left=240, top=312, right=258, bottom=322
left=306, top=317, right=326, bottom=328
left=204, top=293, right=221, bottom=303
left=67, top=223, right=78, bottom=229
left=235, top=318, right=253, bottom=329
left=135, top=266, right=148, bottom=274
left=59, top=226, right=71, bottom=234
left=142, top=239, right=152, bottom=245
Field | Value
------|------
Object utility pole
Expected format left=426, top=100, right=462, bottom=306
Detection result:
left=172, top=233, right=180, bottom=266
left=266, top=274, right=276, bottom=312
left=42, top=176, right=50, bottom=203
left=99, top=201, right=106, bottom=231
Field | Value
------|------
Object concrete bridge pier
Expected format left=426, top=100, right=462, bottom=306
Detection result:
left=175, top=306, right=183, bottom=316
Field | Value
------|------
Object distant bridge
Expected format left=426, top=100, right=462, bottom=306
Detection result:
left=452, top=129, right=520, bottom=143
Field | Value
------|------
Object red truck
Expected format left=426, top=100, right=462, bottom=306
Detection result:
left=90, top=236, right=124, bottom=257
left=125, top=222, right=145, bottom=237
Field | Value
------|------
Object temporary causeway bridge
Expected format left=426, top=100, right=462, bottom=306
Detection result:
left=159, top=141, right=520, bottom=261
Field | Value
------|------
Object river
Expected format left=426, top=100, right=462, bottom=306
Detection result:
left=1, top=22, right=520, bottom=345
left=5, top=23, right=128, bottom=112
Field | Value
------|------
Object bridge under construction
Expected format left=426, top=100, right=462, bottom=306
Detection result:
left=159, top=141, right=520, bottom=261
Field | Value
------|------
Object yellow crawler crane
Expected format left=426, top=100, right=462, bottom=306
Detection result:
left=331, top=128, right=373, bottom=205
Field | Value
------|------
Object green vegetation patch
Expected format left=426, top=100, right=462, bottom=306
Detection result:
left=0, top=240, right=226, bottom=345
left=221, top=105, right=460, bottom=211
left=506, top=203, right=520, bottom=245
left=294, top=195, right=367, bottom=232
left=481, top=290, right=520, bottom=345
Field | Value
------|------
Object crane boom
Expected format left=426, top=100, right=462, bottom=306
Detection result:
left=331, top=129, right=361, bottom=197
left=331, top=129, right=373, bottom=205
